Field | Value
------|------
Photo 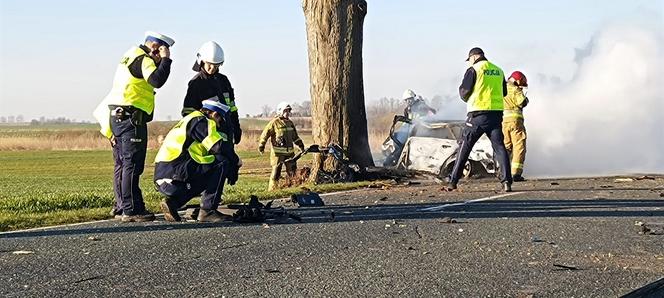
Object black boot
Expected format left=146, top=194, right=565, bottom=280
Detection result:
left=160, top=199, right=181, bottom=222
left=197, top=209, right=231, bottom=223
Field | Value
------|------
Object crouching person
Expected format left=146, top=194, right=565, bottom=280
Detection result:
left=154, top=100, right=241, bottom=222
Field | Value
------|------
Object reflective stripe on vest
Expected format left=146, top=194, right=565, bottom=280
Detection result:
left=503, top=83, right=525, bottom=119
left=271, top=146, right=294, bottom=154
left=154, top=111, right=227, bottom=165
left=222, top=92, right=238, bottom=112
left=467, top=60, right=505, bottom=112
left=105, top=46, right=157, bottom=114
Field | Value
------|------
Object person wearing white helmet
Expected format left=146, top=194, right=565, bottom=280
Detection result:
left=154, top=100, right=241, bottom=222
left=401, top=89, right=436, bottom=121
left=258, top=102, right=305, bottom=190
left=93, top=31, right=175, bottom=222
left=182, top=41, right=242, bottom=146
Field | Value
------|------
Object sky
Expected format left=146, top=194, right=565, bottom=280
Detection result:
left=0, top=0, right=662, bottom=122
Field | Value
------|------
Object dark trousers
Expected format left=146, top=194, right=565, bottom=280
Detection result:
left=156, top=161, right=227, bottom=211
left=110, top=117, right=148, bottom=215
left=449, top=112, right=512, bottom=184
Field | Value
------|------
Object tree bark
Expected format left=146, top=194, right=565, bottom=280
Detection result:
left=302, top=0, right=374, bottom=181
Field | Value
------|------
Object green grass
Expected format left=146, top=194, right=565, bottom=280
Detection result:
left=0, top=149, right=372, bottom=231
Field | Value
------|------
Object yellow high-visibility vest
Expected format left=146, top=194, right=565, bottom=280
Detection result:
left=467, top=60, right=505, bottom=112
left=155, top=111, right=227, bottom=165
left=93, top=46, right=158, bottom=138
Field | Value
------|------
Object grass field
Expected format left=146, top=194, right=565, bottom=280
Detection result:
left=0, top=148, right=375, bottom=231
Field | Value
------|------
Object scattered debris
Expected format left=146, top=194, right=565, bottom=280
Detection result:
left=458, top=228, right=464, bottom=233
left=530, top=236, right=544, bottom=243
left=12, top=250, right=34, bottom=255
left=262, top=223, right=270, bottom=229
left=660, top=193, right=664, bottom=198
left=635, top=175, right=656, bottom=180
left=439, top=217, right=457, bottom=224
left=379, top=196, right=388, bottom=201
left=87, top=236, right=100, bottom=241
left=550, top=182, right=560, bottom=186
left=403, top=181, right=421, bottom=186
left=414, top=226, right=423, bottom=238
left=614, top=178, right=634, bottom=183
left=291, top=192, right=325, bottom=207
left=599, top=185, right=614, bottom=188
left=73, top=275, right=105, bottom=284
left=329, top=211, right=335, bottom=222
left=341, top=211, right=353, bottom=215
left=407, top=246, right=415, bottom=250
left=553, top=264, right=581, bottom=271
left=641, top=222, right=664, bottom=235
left=265, top=269, right=281, bottom=273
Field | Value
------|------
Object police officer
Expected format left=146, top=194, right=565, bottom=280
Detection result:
left=154, top=100, right=241, bottom=223
left=93, top=31, right=174, bottom=222
left=503, top=71, right=529, bottom=182
left=402, top=89, right=436, bottom=121
left=258, top=102, right=305, bottom=191
left=448, top=47, right=512, bottom=192
left=181, top=41, right=242, bottom=145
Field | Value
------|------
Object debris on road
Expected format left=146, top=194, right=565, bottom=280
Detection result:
left=640, top=222, right=664, bottom=235
left=614, top=178, right=635, bottom=183
left=635, top=175, right=656, bottom=180
left=12, top=250, right=34, bottom=255
left=87, top=236, right=100, bottom=241
left=414, top=226, right=423, bottom=238
left=550, top=182, right=560, bottom=186
left=553, top=264, right=581, bottom=271
left=439, top=217, right=457, bottom=224
left=291, top=192, right=325, bottom=207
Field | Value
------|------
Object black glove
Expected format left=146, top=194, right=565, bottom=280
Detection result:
left=226, top=165, right=239, bottom=185
left=234, top=128, right=242, bottom=144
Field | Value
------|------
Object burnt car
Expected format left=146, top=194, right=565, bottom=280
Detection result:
left=381, top=115, right=499, bottom=179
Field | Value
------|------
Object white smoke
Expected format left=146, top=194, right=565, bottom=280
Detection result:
left=526, top=24, right=664, bottom=177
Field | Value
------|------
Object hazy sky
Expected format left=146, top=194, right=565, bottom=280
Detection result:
left=0, top=0, right=661, bottom=121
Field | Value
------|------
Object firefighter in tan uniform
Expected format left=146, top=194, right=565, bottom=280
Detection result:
left=502, top=71, right=529, bottom=182
left=258, top=102, right=305, bottom=190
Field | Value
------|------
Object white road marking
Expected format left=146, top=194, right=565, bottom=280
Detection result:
left=418, top=192, right=523, bottom=212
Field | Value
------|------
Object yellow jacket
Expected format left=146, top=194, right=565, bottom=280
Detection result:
left=259, top=117, right=304, bottom=156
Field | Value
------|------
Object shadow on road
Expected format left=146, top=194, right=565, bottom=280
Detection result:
left=2, top=199, right=662, bottom=239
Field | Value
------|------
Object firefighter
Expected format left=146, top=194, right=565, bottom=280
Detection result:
left=181, top=41, right=242, bottom=145
left=402, top=89, right=436, bottom=121
left=93, top=31, right=174, bottom=222
left=503, top=71, right=529, bottom=182
left=154, top=100, right=241, bottom=223
left=258, top=102, right=305, bottom=191
left=448, top=47, right=513, bottom=192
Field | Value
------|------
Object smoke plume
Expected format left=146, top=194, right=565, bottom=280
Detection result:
left=526, top=24, right=664, bottom=177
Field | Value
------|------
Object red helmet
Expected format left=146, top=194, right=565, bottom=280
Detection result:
left=509, top=71, right=528, bottom=87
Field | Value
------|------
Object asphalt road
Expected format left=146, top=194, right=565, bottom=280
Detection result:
left=1, top=176, right=663, bottom=297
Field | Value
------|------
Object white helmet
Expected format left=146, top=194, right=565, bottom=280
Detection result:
left=197, top=41, right=224, bottom=64
left=276, top=102, right=292, bottom=114
left=402, top=89, right=416, bottom=101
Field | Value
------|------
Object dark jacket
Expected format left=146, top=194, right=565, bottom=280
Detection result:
left=182, top=69, right=241, bottom=143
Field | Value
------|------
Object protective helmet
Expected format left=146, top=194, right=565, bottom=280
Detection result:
left=508, top=71, right=528, bottom=87
left=402, top=89, right=416, bottom=101
left=196, top=41, right=225, bottom=64
left=276, top=102, right=292, bottom=114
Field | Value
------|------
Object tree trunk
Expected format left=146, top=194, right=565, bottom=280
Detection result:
left=302, top=0, right=374, bottom=182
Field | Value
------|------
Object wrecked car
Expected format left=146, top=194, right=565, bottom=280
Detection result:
left=381, top=115, right=499, bottom=179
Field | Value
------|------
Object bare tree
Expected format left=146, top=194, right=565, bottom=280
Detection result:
left=302, top=0, right=374, bottom=181
left=261, top=104, right=272, bottom=117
